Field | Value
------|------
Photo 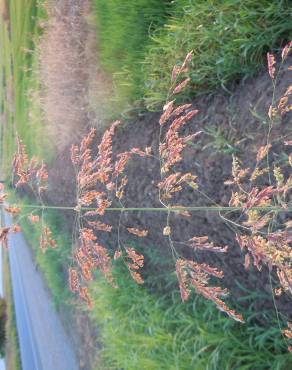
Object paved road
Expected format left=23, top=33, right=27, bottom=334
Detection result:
left=4, top=213, right=79, bottom=370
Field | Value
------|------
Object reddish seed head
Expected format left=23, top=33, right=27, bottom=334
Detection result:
left=267, top=53, right=276, bottom=79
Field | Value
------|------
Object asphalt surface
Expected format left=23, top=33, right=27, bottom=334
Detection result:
left=5, top=213, right=79, bottom=370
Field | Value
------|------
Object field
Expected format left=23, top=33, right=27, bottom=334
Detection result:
left=1, top=0, right=292, bottom=369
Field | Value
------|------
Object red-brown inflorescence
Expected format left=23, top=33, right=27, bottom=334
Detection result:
left=224, top=45, right=292, bottom=327
left=158, top=172, right=197, bottom=200
left=127, top=228, right=148, bottom=237
left=188, top=236, right=228, bottom=253
left=156, top=52, right=245, bottom=323
left=160, top=112, right=201, bottom=174
left=236, top=233, right=292, bottom=295
left=29, top=214, right=40, bottom=223
left=0, top=225, right=21, bottom=249
left=7, top=43, right=290, bottom=334
left=79, top=286, right=93, bottom=310
left=12, top=136, right=49, bottom=194
left=40, top=226, right=57, bottom=253
left=226, top=155, right=292, bottom=297
left=4, top=206, right=21, bottom=216
left=71, top=118, right=151, bottom=290
left=0, top=184, right=7, bottom=205
left=87, top=221, right=112, bottom=232
left=36, top=162, right=49, bottom=193
left=267, top=52, right=276, bottom=79
left=126, top=247, right=144, bottom=284
left=283, top=322, right=292, bottom=352
left=69, top=268, right=80, bottom=293
left=176, top=259, right=244, bottom=323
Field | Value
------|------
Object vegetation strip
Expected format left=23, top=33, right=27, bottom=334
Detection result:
left=2, top=249, right=22, bottom=370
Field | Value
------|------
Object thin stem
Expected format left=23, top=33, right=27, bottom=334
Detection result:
left=3, top=204, right=291, bottom=212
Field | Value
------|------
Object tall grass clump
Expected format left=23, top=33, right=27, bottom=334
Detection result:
left=142, top=0, right=292, bottom=109
left=93, top=0, right=170, bottom=114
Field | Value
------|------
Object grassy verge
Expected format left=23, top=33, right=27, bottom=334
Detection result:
left=3, top=250, right=21, bottom=370
left=94, top=0, right=292, bottom=113
left=0, top=0, right=51, bottom=175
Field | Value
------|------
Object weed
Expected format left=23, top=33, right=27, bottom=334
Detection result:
left=202, top=126, right=239, bottom=155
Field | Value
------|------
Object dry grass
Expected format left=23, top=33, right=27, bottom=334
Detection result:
left=39, top=0, right=112, bottom=150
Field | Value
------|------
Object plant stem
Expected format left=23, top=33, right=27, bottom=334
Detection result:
left=3, top=204, right=291, bottom=212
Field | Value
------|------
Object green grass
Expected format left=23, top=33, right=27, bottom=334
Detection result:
left=143, top=0, right=292, bottom=109
left=94, top=0, right=292, bottom=114
left=90, top=264, right=292, bottom=370
left=93, top=0, right=170, bottom=117
left=2, top=250, right=21, bottom=370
